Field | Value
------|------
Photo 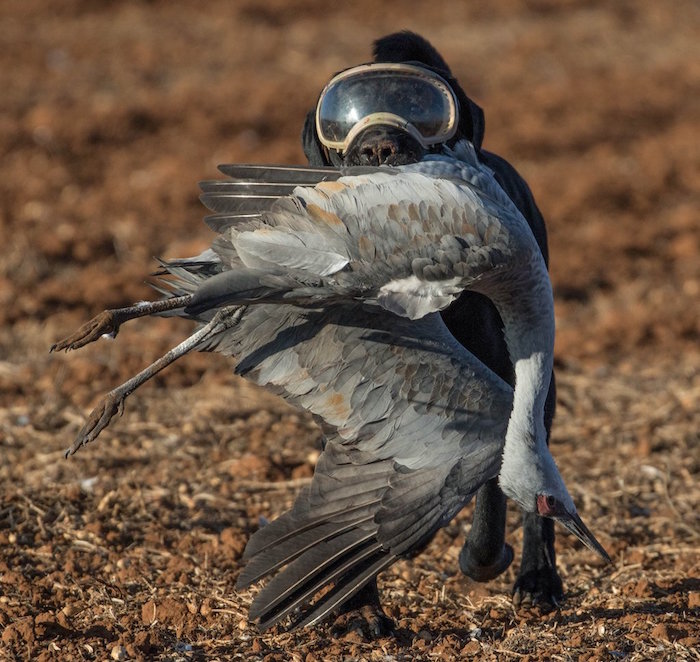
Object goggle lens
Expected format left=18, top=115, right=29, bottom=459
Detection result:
left=316, top=65, right=458, bottom=152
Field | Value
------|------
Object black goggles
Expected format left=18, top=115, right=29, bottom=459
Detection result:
left=315, top=63, right=459, bottom=153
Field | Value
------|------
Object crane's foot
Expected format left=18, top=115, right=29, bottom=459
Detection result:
left=50, top=296, right=193, bottom=353
left=459, top=542, right=513, bottom=582
left=65, top=390, right=126, bottom=457
left=61, top=305, right=241, bottom=458
left=512, top=565, right=563, bottom=610
left=51, top=310, right=121, bottom=352
left=330, top=604, right=394, bottom=640
left=329, top=580, right=394, bottom=640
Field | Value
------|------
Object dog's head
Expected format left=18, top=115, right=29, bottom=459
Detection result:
left=303, top=31, right=485, bottom=167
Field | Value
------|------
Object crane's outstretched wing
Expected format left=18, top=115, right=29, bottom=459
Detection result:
left=53, top=146, right=539, bottom=456
left=198, top=302, right=512, bottom=629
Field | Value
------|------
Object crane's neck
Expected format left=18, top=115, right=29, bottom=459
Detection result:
left=493, top=259, right=555, bottom=459
left=506, top=344, right=552, bottom=448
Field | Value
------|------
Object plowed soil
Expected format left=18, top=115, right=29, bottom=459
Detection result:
left=1, top=1, right=698, bottom=660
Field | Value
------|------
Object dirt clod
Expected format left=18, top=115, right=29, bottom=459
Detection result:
left=110, top=644, right=128, bottom=661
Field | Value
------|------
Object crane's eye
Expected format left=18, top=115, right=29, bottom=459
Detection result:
left=546, top=495, right=556, bottom=509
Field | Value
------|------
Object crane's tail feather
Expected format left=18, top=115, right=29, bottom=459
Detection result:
left=152, top=249, right=224, bottom=279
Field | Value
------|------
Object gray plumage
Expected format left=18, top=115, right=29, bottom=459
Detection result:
left=52, top=139, right=609, bottom=631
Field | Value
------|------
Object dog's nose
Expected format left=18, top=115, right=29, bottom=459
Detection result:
left=346, top=126, right=425, bottom=166
left=360, top=137, right=399, bottom=165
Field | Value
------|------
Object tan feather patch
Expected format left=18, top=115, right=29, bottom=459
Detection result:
left=306, top=203, right=346, bottom=228
left=358, top=235, right=376, bottom=260
left=315, top=181, right=349, bottom=194
left=321, top=391, right=351, bottom=421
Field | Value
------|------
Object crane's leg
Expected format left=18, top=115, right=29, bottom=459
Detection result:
left=513, top=374, right=562, bottom=607
left=50, top=296, right=193, bottom=353
left=62, top=306, right=243, bottom=457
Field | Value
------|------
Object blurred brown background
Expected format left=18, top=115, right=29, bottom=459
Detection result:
left=1, top=1, right=698, bottom=659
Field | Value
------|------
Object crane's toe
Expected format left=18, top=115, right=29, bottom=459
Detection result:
left=330, top=604, right=394, bottom=640
left=51, top=310, right=119, bottom=353
left=328, top=581, right=394, bottom=640
left=512, top=564, right=563, bottom=610
left=65, top=390, right=125, bottom=457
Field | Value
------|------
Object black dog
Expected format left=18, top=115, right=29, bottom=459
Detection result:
left=302, top=31, right=561, bottom=635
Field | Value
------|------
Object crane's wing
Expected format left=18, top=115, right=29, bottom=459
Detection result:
left=183, top=145, right=540, bottom=321
left=199, top=302, right=512, bottom=629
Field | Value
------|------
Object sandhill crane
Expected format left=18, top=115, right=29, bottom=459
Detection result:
left=52, top=140, right=609, bottom=629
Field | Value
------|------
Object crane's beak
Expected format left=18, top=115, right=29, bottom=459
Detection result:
left=559, top=511, right=611, bottom=563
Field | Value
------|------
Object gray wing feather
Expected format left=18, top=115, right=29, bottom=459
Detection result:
left=251, top=534, right=387, bottom=629
left=215, top=163, right=384, bottom=183
left=199, top=193, right=280, bottom=214
left=216, top=163, right=344, bottom=184
left=293, top=553, right=395, bottom=629
left=235, top=229, right=349, bottom=276
left=200, top=181, right=300, bottom=196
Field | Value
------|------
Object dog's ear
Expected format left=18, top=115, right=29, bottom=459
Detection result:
left=302, top=109, right=330, bottom=166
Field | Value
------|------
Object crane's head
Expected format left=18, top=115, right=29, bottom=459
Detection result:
left=499, top=439, right=611, bottom=563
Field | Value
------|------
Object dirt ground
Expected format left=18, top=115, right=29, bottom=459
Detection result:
left=1, top=0, right=699, bottom=660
